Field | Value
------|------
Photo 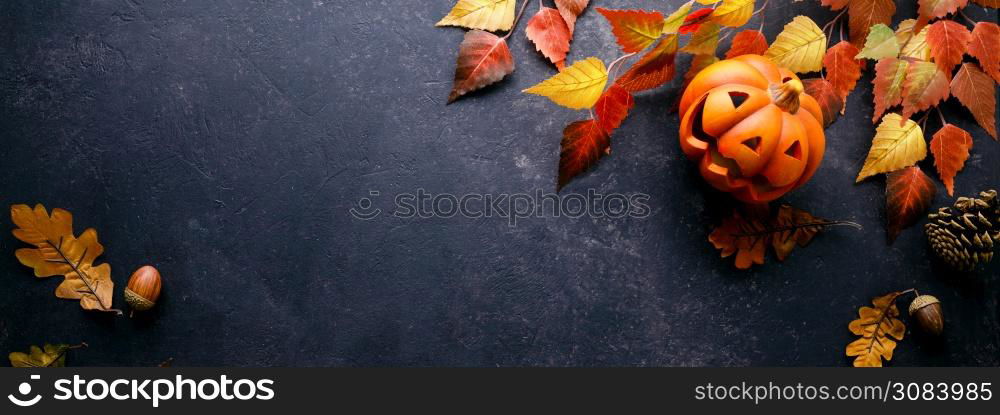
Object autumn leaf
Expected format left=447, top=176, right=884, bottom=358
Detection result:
left=594, top=84, right=634, bottom=134
left=917, top=0, right=969, bottom=26
left=725, top=29, right=768, bottom=59
left=765, top=16, right=827, bottom=73
left=930, top=124, right=973, bottom=196
left=680, top=21, right=720, bottom=55
left=900, top=61, right=950, bottom=121
left=9, top=343, right=86, bottom=368
left=523, top=57, right=608, bottom=109
left=526, top=6, right=571, bottom=68
left=968, top=22, right=1000, bottom=83
left=711, top=0, right=755, bottom=28
left=856, top=114, right=927, bottom=182
left=886, top=166, right=936, bottom=243
left=663, top=1, right=694, bottom=34
left=770, top=205, right=839, bottom=261
left=679, top=8, right=714, bottom=34
left=448, top=30, right=515, bottom=103
left=823, top=41, right=863, bottom=111
left=554, top=0, right=590, bottom=36
left=11, top=204, right=119, bottom=314
left=855, top=24, right=900, bottom=60
left=872, top=58, right=909, bottom=122
left=710, top=209, right=768, bottom=269
left=802, top=78, right=844, bottom=127
left=597, top=8, right=665, bottom=54
left=896, top=19, right=932, bottom=61
left=846, top=292, right=906, bottom=367
left=848, top=0, right=896, bottom=48
left=926, top=20, right=972, bottom=73
left=951, top=62, right=998, bottom=139
left=558, top=119, right=611, bottom=190
left=971, top=0, right=1000, bottom=7
left=618, top=35, right=679, bottom=92
left=437, top=0, right=517, bottom=32
left=822, top=0, right=849, bottom=10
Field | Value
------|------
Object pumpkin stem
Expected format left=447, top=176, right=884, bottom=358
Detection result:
left=771, top=79, right=803, bottom=114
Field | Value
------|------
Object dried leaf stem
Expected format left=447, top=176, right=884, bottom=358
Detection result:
left=44, top=238, right=121, bottom=314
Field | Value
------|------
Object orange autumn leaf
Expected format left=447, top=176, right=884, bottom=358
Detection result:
left=901, top=61, right=950, bottom=121
left=822, top=0, right=849, bottom=10
left=872, top=58, right=909, bottom=122
left=968, top=22, right=1000, bottom=83
left=558, top=119, right=611, bottom=190
left=846, top=292, right=906, bottom=367
left=596, top=8, right=665, bottom=54
left=802, top=78, right=844, bottom=127
left=594, top=84, right=634, bottom=134
left=971, top=0, right=1000, bottom=6
left=823, top=41, right=863, bottom=111
left=951, top=62, right=998, bottom=139
left=617, top=35, right=679, bottom=92
left=927, top=20, right=972, bottom=73
left=917, top=0, right=968, bottom=26
left=930, top=124, right=973, bottom=196
left=847, top=0, right=896, bottom=47
left=886, top=166, right=936, bottom=243
left=725, top=29, right=769, bottom=59
left=447, top=30, right=515, bottom=103
left=526, top=6, right=571, bottom=68
left=554, top=0, right=590, bottom=36
left=680, top=7, right=714, bottom=34
left=709, top=209, right=768, bottom=269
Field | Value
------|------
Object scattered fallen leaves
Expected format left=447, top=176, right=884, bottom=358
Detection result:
left=968, top=22, right=1000, bottom=83
left=448, top=30, right=515, bottom=103
left=926, top=20, right=972, bottom=73
left=526, top=6, right=571, bottom=69
left=618, top=35, right=679, bottom=92
left=680, top=21, right=721, bottom=55
left=11, top=204, right=119, bottom=314
left=900, top=61, right=950, bottom=121
left=765, top=15, right=827, bottom=73
left=930, top=124, right=973, bottom=196
left=951, top=62, right=998, bottom=139
left=524, top=57, right=608, bottom=109
left=725, top=29, right=768, bottom=58
left=9, top=343, right=86, bottom=368
left=846, top=292, right=906, bottom=367
left=437, top=0, right=517, bottom=32
left=823, top=41, right=863, bottom=111
left=855, top=24, right=900, bottom=60
left=711, top=0, right=755, bottom=28
left=802, top=78, right=844, bottom=127
left=597, top=8, right=665, bottom=54
left=594, top=84, right=634, bottom=134
left=856, top=114, right=926, bottom=182
left=554, top=0, right=590, bottom=36
left=886, top=166, right=936, bottom=243
left=848, top=0, right=896, bottom=48
left=872, top=58, right=909, bottom=122
left=558, top=119, right=611, bottom=190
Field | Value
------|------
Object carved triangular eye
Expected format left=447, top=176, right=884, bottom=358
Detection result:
left=785, top=140, right=803, bottom=159
left=728, top=91, right=748, bottom=109
left=743, top=136, right=761, bottom=154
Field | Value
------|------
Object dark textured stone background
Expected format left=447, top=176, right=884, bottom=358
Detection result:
left=0, top=0, right=998, bottom=367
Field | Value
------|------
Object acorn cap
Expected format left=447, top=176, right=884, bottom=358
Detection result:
left=908, top=294, right=940, bottom=315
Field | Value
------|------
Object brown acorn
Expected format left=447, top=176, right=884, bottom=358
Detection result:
left=124, top=265, right=162, bottom=314
left=908, top=295, right=943, bottom=336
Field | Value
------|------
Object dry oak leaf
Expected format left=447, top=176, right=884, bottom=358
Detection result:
left=855, top=24, right=900, bottom=60
left=900, top=61, right=950, bottom=121
left=846, top=292, right=906, bottom=367
left=11, top=204, right=119, bottom=314
left=872, top=58, right=909, bottom=122
left=523, top=57, right=608, bottom=109
left=618, top=35, right=679, bottom=92
left=662, top=1, right=695, bottom=34
left=917, top=0, right=969, bottom=26
left=448, top=30, right=515, bottom=103
left=597, top=8, right=665, bottom=54
left=594, top=83, right=634, bottom=134
left=896, top=19, right=932, bottom=61
left=856, top=114, right=927, bottom=182
left=709, top=205, right=851, bottom=269
left=951, top=62, right=998, bottom=139
left=765, top=15, right=827, bottom=73
left=9, top=343, right=86, bottom=368
left=886, top=166, right=937, bottom=243
left=769, top=205, right=836, bottom=261
left=926, top=19, right=972, bottom=73
left=711, top=0, right=755, bottom=28
left=555, top=0, right=590, bottom=36
left=437, top=0, right=517, bottom=32
left=725, top=29, right=769, bottom=59
left=526, top=6, right=572, bottom=68
left=824, top=41, right=864, bottom=111
left=848, top=0, right=896, bottom=48
left=558, top=119, right=611, bottom=190
left=679, top=7, right=714, bottom=34
left=680, top=21, right=720, bottom=55
left=968, top=22, right=1000, bottom=83
left=802, top=78, right=844, bottom=127
left=709, top=209, right=768, bottom=269
left=930, top=123, right=973, bottom=196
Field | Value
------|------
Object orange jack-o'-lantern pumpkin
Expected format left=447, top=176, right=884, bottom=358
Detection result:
left=678, top=55, right=825, bottom=204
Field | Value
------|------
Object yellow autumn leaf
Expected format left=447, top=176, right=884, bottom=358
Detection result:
left=712, top=0, right=755, bottom=27
left=663, top=1, right=694, bottom=34
left=523, top=57, right=609, bottom=110
left=679, top=22, right=721, bottom=55
left=856, top=114, right=927, bottom=182
left=436, top=0, right=516, bottom=32
left=765, top=15, right=827, bottom=73
left=846, top=292, right=906, bottom=367
left=9, top=343, right=86, bottom=368
left=896, top=19, right=931, bottom=61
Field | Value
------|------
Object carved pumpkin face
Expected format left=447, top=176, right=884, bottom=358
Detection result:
left=678, top=55, right=826, bottom=203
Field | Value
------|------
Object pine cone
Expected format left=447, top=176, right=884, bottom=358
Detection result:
left=925, top=190, right=1000, bottom=271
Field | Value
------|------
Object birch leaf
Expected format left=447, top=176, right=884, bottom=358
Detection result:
left=846, top=292, right=906, bottom=367
left=597, top=8, right=665, bottom=53
left=680, top=21, right=720, bottom=55
left=824, top=41, right=863, bottom=110
left=802, top=78, right=844, bottom=127
left=554, top=0, right=590, bottom=36
left=951, top=63, right=998, bottom=139
left=886, top=166, right=936, bottom=243
left=848, top=0, right=896, bottom=48
left=856, top=114, right=927, bottom=182
left=437, top=0, right=517, bottom=32
left=900, top=61, right=950, bottom=121
left=662, top=1, right=694, bottom=34
left=559, top=119, right=611, bottom=190
left=872, top=58, right=909, bottom=122
left=926, top=20, right=972, bottom=73
left=711, top=0, right=755, bottom=28
left=619, top=35, right=679, bottom=92
left=523, top=57, right=608, bottom=109
left=765, top=16, right=827, bottom=73
left=448, top=30, right=515, bottom=103
left=725, top=29, right=769, bottom=58
left=526, top=6, right=572, bottom=67
left=855, top=24, right=900, bottom=60
left=594, top=84, right=634, bottom=134
left=930, top=124, right=973, bottom=196
left=968, top=22, right=1000, bottom=83
left=917, top=0, right=969, bottom=24
left=896, top=19, right=932, bottom=61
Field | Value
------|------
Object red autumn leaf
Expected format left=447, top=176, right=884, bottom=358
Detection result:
left=968, top=22, right=1000, bottom=83
left=447, top=30, right=515, bottom=104
left=927, top=20, right=972, bottom=73
left=872, top=58, right=908, bottom=122
left=971, top=0, right=1000, bottom=7
left=680, top=8, right=714, bottom=34
left=594, top=84, right=635, bottom=134
left=951, top=62, right=998, bottom=139
left=848, top=0, right=896, bottom=47
left=558, top=119, right=611, bottom=190
left=802, top=78, right=844, bottom=127
left=725, top=30, right=769, bottom=59
left=596, top=8, right=665, bottom=53
left=617, top=35, right=679, bottom=92
left=822, top=0, right=849, bottom=10
left=823, top=41, right=864, bottom=111
left=930, top=124, right=973, bottom=196
left=526, top=6, right=572, bottom=68
left=555, top=0, right=590, bottom=36
left=918, top=0, right=968, bottom=25
left=901, top=61, right=950, bottom=121
left=886, top=166, right=936, bottom=243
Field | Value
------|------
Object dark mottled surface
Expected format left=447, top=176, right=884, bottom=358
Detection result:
left=0, top=0, right=998, bottom=367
